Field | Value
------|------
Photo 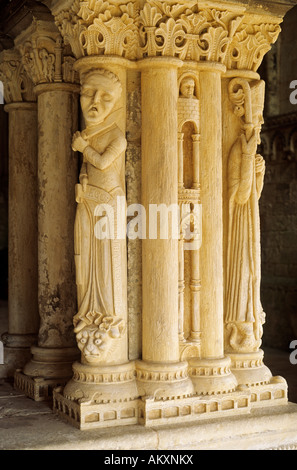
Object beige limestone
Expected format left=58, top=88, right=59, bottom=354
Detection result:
left=0, top=0, right=295, bottom=443
left=50, top=0, right=296, bottom=429
left=61, top=56, right=139, bottom=407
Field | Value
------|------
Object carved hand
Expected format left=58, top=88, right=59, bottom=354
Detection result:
left=240, top=129, right=258, bottom=157
left=80, top=175, right=88, bottom=192
left=255, top=154, right=265, bottom=174
left=72, top=131, right=88, bottom=153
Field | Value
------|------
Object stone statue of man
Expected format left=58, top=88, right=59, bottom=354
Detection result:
left=225, top=80, right=266, bottom=353
left=71, top=68, right=127, bottom=365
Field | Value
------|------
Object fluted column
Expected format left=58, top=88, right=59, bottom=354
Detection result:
left=0, top=49, right=39, bottom=377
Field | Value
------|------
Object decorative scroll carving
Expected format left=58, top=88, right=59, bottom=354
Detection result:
left=225, top=78, right=266, bottom=353
left=55, top=0, right=140, bottom=59
left=139, top=2, right=243, bottom=63
left=53, top=0, right=282, bottom=70
left=0, top=49, right=34, bottom=103
left=72, top=68, right=127, bottom=364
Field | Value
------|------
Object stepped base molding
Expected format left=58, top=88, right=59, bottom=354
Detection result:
left=53, top=373, right=288, bottom=430
left=14, top=370, right=71, bottom=401
left=228, top=349, right=273, bottom=386
left=13, top=346, right=80, bottom=400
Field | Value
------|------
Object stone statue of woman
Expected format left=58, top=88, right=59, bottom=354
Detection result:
left=225, top=80, right=266, bottom=353
left=71, top=68, right=127, bottom=365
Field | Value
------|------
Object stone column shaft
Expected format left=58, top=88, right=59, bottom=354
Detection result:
left=23, top=83, right=80, bottom=381
left=188, top=65, right=237, bottom=395
left=199, top=69, right=224, bottom=359
left=141, top=61, right=179, bottom=363
left=1, top=102, right=39, bottom=376
left=136, top=58, right=193, bottom=399
left=6, top=103, right=39, bottom=338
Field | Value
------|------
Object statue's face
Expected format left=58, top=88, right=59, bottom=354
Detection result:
left=180, top=78, right=195, bottom=98
left=80, top=73, right=120, bottom=125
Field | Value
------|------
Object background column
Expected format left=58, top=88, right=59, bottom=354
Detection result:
left=14, top=21, right=81, bottom=399
left=19, top=83, right=80, bottom=393
left=0, top=49, right=39, bottom=378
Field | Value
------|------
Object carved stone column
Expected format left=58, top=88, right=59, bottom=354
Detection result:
left=222, top=16, right=286, bottom=389
left=13, top=20, right=80, bottom=400
left=47, top=0, right=295, bottom=430
left=57, top=56, right=139, bottom=422
left=0, top=49, right=39, bottom=377
left=136, top=58, right=194, bottom=400
left=188, top=64, right=238, bottom=395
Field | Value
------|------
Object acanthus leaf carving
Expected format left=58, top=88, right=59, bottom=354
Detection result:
left=52, top=0, right=282, bottom=70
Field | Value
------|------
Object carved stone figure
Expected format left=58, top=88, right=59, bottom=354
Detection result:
left=179, top=76, right=197, bottom=99
left=72, top=68, right=127, bottom=364
left=225, top=79, right=266, bottom=352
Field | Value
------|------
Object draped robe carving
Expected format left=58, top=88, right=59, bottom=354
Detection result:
left=72, top=69, right=127, bottom=364
left=225, top=80, right=266, bottom=353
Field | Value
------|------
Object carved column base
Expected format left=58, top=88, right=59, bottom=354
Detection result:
left=136, top=360, right=194, bottom=400
left=0, top=333, right=37, bottom=379
left=53, top=361, right=139, bottom=429
left=62, top=361, right=139, bottom=404
left=228, top=349, right=273, bottom=386
left=14, top=346, right=80, bottom=400
left=188, top=356, right=238, bottom=395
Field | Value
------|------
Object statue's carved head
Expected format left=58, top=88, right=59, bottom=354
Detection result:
left=74, top=314, right=125, bottom=364
left=80, top=69, right=122, bottom=126
left=180, top=76, right=196, bottom=99
left=76, top=326, right=109, bottom=363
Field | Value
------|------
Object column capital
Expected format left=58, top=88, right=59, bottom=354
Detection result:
left=50, top=0, right=287, bottom=72
left=15, top=18, right=79, bottom=86
left=0, top=48, right=35, bottom=104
